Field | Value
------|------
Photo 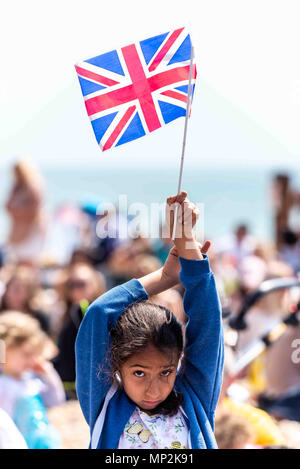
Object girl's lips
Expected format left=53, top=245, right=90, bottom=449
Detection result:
left=143, top=401, right=160, bottom=407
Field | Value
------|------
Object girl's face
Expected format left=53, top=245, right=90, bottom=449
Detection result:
left=119, top=344, right=179, bottom=413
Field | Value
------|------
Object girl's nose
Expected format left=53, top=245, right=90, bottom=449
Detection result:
left=145, top=378, right=160, bottom=399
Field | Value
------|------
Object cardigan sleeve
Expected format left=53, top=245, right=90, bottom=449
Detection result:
left=178, top=255, right=224, bottom=415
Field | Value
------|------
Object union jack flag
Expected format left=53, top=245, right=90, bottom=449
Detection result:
left=75, top=27, right=197, bottom=151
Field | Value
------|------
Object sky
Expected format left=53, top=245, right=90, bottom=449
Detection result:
left=1, top=0, right=300, bottom=171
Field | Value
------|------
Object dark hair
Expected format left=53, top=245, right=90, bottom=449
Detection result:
left=110, top=301, right=184, bottom=416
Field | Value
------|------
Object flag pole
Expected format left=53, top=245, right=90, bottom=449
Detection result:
left=171, top=44, right=195, bottom=240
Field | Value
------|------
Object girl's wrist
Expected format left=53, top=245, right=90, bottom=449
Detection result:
left=138, top=268, right=176, bottom=297
left=174, top=234, right=203, bottom=260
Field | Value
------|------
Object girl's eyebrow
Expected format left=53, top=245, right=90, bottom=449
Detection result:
left=129, top=363, right=175, bottom=368
left=129, top=364, right=150, bottom=368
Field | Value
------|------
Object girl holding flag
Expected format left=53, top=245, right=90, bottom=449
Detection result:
left=75, top=191, right=224, bottom=449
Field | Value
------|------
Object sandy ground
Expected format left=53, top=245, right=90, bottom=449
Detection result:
left=48, top=400, right=90, bottom=449
left=48, top=399, right=300, bottom=450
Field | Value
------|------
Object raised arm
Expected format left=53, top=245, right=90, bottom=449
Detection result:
left=169, top=192, right=224, bottom=417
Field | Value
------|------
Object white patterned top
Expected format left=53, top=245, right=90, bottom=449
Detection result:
left=118, top=406, right=190, bottom=449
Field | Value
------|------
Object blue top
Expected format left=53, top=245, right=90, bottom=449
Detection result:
left=75, top=255, right=224, bottom=449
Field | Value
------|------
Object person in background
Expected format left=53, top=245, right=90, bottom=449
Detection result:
left=0, top=311, right=65, bottom=448
left=214, top=406, right=257, bottom=449
left=5, top=159, right=47, bottom=265
left=215, top=346, right=287, bottom=448
left=52, top=262, right=106, bottom=399
left=278, top=229, right=300, bottom=274
left=0, top=265, right=50, bottom=334
left=106, top=239, right=161, bottom=287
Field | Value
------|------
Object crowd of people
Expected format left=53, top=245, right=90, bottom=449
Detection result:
left=0, top=159, right=300, bottom=449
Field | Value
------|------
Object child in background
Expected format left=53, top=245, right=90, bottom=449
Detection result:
left=0, top=311, right=65, bottom=448
left=216, top=345, right=287, bottom=448
left=75, top=191, right=224, bottom=449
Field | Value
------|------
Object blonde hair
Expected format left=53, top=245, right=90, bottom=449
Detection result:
left=214, top=406, right=256, bottom=449
left=0, top=311, right=57, bottom=358
left=13, top=159, right=44, bottom=194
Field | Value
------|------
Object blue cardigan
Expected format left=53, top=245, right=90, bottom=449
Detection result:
left=75, top=256, right=224, bottom=449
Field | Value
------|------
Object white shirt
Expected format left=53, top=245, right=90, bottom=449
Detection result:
left=118, top=406, right=190, bottom=449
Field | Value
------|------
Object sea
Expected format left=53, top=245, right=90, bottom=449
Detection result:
left=1, top=165, right=299, bottom=246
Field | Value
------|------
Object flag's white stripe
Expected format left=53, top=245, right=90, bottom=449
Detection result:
left=115, top=47, right=132, bottom=82
left=83, top=78, right=132, bottom=101
left=147, top=28, right=189, bottom=74
left=76, top=60, right=125, bottom=83
left=76, top=71, right=109, bottom=89
left=135, top=42, right=151, bottom=75
left=153, top=31, right=190, bottom=74
left=150, top=96, right=165, bottom=128
left=155, top=92, right=187, bottom=110
left=150, top=78, right=196, bottom=97
left=134, top=101, right=150, bottom=135
left=99, top=106, right=129, bottom=149
left=111, top=107, right=138, bottom=149
left=146, top=28, right=186, bottom=71
left=88, top=101, right=134, bottom=121
left=99, top=106, right=137, bottom=150
left=146, top=60, right=193, bottom=79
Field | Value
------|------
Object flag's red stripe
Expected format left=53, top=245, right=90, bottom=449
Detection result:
left=85, top=84, right=135, bottom=115
left=122, top=44, right=161, bottom=132
left=85, top=64, right=196, bottom=117
left=148, top=28, right=185, bottom=72
left=160, top=90, right=188, bottom=103
left=75, top=65, right=119, bottom=87
left=148, top=64, right=196, bottom=92
left=102, top=106, right=136, bottom=151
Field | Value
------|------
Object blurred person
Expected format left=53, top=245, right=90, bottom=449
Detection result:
left=52, top=262, right=106, bottom=398
left=0, top=311, right=65, bottom=448
left=231, top=257, right=300, bottom=420
left=69, top=248, right=94, bottom=266
left=0, top=265, right=51, bottom=334
left=257, top=322, right=300, bottom=421
left=216, top=223, right=257, bottom=267
left=214, top=406, right=257, bottom=449
left=216, top=346, right=287, bottom=447
left=237, top=254, right=268, bottom=298
left=106, top=240, right=160, bottom=286
left=151, top=221, right=174, bottom=265
left=236, top=260, right=294, bottom=352
left=81, top=199, right=131, bottom=265
left=5, top=160, right=47, bottom=265
left=278, top=229, right=300, bottom=274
